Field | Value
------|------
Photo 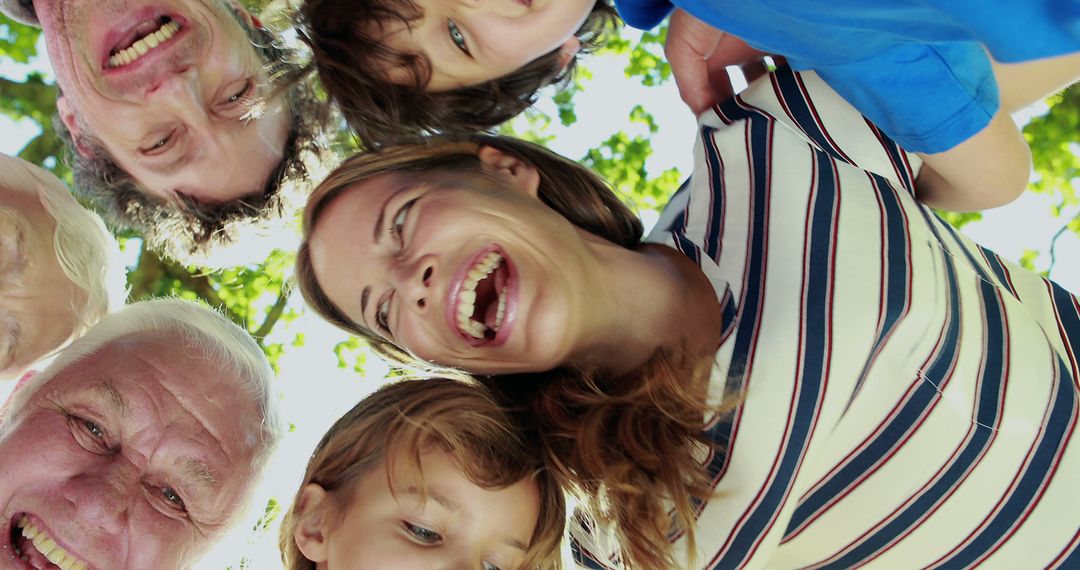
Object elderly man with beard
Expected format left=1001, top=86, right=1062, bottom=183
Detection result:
left=1, top=0, right=331, bottom=266
left=0, top=298, right=282, bottom=569
left=1, top=153, right=126, bottom=382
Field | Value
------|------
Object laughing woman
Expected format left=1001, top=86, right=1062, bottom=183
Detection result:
left=295, top=67, right=1080, bottom=569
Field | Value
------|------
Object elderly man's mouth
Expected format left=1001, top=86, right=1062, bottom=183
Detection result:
left=9, top=515, right=88, bottom=570
left=106, top=16, right=182, bottom=69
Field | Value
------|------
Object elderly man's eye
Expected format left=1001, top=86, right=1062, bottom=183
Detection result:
left=140, top=130, right=176, bottom=155
left=68, top=414, right=112, bottom=454
left=83, top=419, right=104, bottom=438
left=226, top=80, right=254, bottom=104
left=162, top=486, right=185, bottom=507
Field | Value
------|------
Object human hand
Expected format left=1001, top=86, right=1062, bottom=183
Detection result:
left=665, top=9, right=770, bottom=113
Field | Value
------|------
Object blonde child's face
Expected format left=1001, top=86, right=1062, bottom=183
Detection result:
left=294, top=450, right=542, bottom=570
left=377, top=0, right=596, bottom=91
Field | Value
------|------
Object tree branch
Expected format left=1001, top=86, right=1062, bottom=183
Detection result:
left=1046, top=212, right=1078, bottom=278
left=252, top=289, right=290, bottom=342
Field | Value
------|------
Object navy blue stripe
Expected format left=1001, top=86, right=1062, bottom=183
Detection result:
left=844, top=173, right=914, bottom=411
left=770, top=69, right=853, bottom=165
left=1054, top=532, right=1080, bottom=568
left=980, top=247, right=1018, bottom=297
left=864, top=120, right=917, bottom=197
left=934, top=215, right=1000, bottom=289
left=711, top=147, right=836, bottom=568
left=786, top=237, right=960, bottom=539
left=815, top=279, right=1010, bottom=569
left=659, top=179, right=692, bottom=234
left=571, top=540, right=611, bottom=570
left=1050, top=281, right=1080, bottom=376
left=701, top=126, right=727, bottom=262
left=933, top=356, right=1076, bottom=569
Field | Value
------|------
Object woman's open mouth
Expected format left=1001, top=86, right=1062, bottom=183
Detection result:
left=449, top=247, right=516, bottom=345
left=106, top=16, right=182, bottom=69
left=8, top=514, right=88, bottom=570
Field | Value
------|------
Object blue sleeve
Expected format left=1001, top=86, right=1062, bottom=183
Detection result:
left=613, top=0, right=675, bottom=29
left=811, top=42, right=1000, bottom=154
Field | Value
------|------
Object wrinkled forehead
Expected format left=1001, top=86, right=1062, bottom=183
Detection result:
left=32, top=333, right=261, bottom=447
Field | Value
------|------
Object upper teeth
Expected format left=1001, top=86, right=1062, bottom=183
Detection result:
left=15, top=516, right=88, bottom=570
left=456, top=251, right=508, bottom=340
left=108, top=20, right=181, bottom=68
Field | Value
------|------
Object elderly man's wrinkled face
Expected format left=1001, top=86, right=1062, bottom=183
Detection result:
left=0, top=333, right=261, bottom=568
left=0, top=185, right=81, bottom=380
left=39, top=0, right=290, bottom=206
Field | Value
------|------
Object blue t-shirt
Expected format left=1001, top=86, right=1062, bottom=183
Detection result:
left=615, top=0, right=1080, bottom=152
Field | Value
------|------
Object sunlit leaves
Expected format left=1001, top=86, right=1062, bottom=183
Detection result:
left=0, top=14, right=40, bottom=63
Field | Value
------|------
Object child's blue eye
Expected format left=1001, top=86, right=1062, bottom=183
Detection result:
left=448, top=20, right=470, bottom=55
left=404, top=521, right=442, bottom=544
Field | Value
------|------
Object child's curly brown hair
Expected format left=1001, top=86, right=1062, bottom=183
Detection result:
left=297, top=0, right=619, bottom=148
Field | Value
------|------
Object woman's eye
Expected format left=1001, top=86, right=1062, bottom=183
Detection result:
left=448, top=20, right=470, bottom=55
left=376, top=296, right=392, bottom=335
left=391, top=198, right=419, bottom=246
left=404, top=521, right=442, bottom=544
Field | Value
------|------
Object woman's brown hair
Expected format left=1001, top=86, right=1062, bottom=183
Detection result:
left=278, top=378, right=566, bottom=570
left=295, top=135, right=725, bottom=568
left=296, top=0, right=618, bottom=148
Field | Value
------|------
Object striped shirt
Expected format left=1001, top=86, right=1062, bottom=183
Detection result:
left=572, top=67, right=1080, bottom=569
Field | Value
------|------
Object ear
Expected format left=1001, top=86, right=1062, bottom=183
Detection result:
left=0, top=370, right=38, bottom=419
left=293, top=484, right=331, bottom=564
left=557, top=37, right=581, bottom=72
left=476, top=145, right=540, bottom=198
left=56, top=97, right=94, bottom=159
left=227, top=1, right=260, bottom=28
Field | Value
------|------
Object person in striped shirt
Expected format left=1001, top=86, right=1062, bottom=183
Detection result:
left=294, top=66, right=1080, bottom=569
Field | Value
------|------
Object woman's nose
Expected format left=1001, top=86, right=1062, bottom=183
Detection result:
left=394, top=256, right=436, bottom=312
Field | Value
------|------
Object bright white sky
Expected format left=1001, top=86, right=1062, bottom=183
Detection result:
left=1, top=29, right=1078, bottom=567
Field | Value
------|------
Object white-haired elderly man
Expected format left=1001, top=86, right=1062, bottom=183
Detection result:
left=0, top=298, right=282, bottom=569
left=1, top=153, right=126, bottom=381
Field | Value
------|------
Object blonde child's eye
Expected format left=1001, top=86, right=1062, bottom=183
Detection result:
left=404, top=521, right=442, bottom=544
left=448, top=20, right=470, bottom=55
left=482, top=562, right=503, bottom=570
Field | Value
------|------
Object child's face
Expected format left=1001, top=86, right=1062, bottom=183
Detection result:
left=295, top=450, right=543, bottom=569
left=378, top=0, right=596, bottom=91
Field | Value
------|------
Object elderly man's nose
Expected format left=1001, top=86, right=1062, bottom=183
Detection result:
left=145, top=67, right=201, bottom=108
left=65, top=469, right=133, bottom=533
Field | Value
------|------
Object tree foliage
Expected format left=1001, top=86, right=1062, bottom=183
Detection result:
left=2, top=9, right=1078, bottom=567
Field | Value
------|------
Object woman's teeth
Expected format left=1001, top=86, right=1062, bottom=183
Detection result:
left=14, top=516, right=88, bottom=570
left=456, top=251, right=508, bottom=340
left=108, top=20, right=181, bottom=68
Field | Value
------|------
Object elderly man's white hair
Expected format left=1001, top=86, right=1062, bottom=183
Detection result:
left=5, top=155, right=127, bottom=336
left=4, top=298, right=283, bottom=473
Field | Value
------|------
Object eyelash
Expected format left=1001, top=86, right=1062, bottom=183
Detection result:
left=448, top=20, right=470, bottom=55
left=226, top=79, right=255, bottom=105
left=376, top=294, right=393, bottom=335
left=142, top=129, right=177, bottom=155
left=404, top=521, right=442, bottom=544
left=68, top=414, right=114, bottom=455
